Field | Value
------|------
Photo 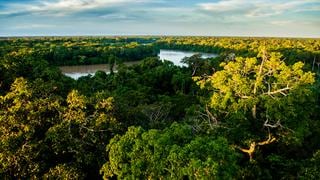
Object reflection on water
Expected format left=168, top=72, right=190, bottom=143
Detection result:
left=59, top=61, right=140, bottom=79
left=158, top=49, right=218, bottom=67
left=60, top=49, right=218, bottom=79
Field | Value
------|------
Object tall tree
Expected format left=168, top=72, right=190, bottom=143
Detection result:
left=0, top=78, right=61, bottom=178
left=195, top=48, right=315, bottom=160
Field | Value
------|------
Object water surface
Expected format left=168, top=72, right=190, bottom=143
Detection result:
left=158, top=49, right=218, bottom=66
left=60, top=49, right=218, bottom=79
left=59, top=61, right=140, bottom=79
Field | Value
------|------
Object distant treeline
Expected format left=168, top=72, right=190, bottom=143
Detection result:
left=1, top=36, right=318, bottom=68
left=0, top=37, right=159, bottom=66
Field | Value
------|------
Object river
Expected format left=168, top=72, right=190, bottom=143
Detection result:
left=60, top=49, right=218, bottom=79
left=158, top=49, right=217, bottom=67
left=59, top=61, right=140, bottom=79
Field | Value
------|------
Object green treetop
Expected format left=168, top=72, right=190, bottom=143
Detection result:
left=194, top=47, right=315, bottom=160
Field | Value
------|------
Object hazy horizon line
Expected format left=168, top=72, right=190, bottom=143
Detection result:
left=1, top=34, right=319, bottom=39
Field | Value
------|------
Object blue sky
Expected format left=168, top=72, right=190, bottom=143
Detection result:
left=0, top=0, right=319, bottom=37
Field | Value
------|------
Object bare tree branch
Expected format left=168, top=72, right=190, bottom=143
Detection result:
left=264, top=119, right=282, bottom=128
left=237, top=132, right=276, bottom=161
left=263, top=87, right=291, bottom=96
left=205, top=105, right=218, bottom=125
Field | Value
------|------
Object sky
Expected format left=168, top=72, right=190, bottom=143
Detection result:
left=0, top=0, right=319, bottom=37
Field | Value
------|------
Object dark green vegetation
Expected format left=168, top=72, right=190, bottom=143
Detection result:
left=0, top=36, right=319, bottom=179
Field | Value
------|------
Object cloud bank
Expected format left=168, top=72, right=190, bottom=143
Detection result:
left=0, top=0, right=319, bottom=37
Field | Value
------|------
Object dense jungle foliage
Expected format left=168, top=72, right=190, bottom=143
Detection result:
left=0, top=36, right=319, bottom=179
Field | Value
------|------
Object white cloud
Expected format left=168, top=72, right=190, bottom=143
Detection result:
left=198, top=0, right=246, bottom=12
left=11, top=24, right=57, bottom=29
left=100, top=13, right=139, bottom=22
left=198, top=0, right=320, bottom=18
left=246, top=1, right=313, bottom=17
left=0, top=0, right=319, bottom=37
left=39, top=0, right=144, bottom=11
left=270, top=20, right=293, bottom=26
left=1, top=0, right=150, bottom=16
left=294, top=5, right=320, bottom=12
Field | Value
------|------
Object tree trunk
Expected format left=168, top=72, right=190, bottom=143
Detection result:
left=238, top=133, right=276, bottom=161
left=252, top=48, right=266, bottom=119
left=312, top=56, right=316, bottom=71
